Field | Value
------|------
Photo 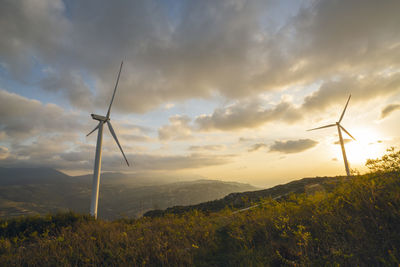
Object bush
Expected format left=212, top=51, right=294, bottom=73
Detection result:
left=366, top=147, right=400, bottom=173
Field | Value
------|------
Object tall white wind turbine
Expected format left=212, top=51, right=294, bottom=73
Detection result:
left=307, top=95, right=356, bottom=177
left=87, top=61, right=129, bottom=219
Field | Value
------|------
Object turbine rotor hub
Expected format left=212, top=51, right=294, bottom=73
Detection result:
left=91, top=114, right=109, bottom=122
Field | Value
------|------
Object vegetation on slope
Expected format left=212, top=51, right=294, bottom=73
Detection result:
left=144, top=176, right=341, bottom=217
left=0, top=149, right=399, bottom=266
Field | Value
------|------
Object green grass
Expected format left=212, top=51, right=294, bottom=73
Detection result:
left=1, top=149, right=400, bottom=266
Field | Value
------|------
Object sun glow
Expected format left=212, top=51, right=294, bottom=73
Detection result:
left=332, top=127, right=386, bottom=169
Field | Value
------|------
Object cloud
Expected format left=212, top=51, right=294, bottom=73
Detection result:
left=0, top=140, right=234, bottom=172
left=302, top=74, right=400, bottom=112
left=381, top=103, right=400, bottom=119
left=0, top=90, right=93, bottom=170
left=239, top=137, right=254, bottom=142
left=127, top=153, right=234, bottom=171
left=0, top=134, right=91, bottom=170
left=158, top=115, right=192, bottom=141
left=1, top=0, right=400, bottom=177
left=269, top=139, right=318, bottom=154
left=195, top=99, right=301, bottom=131
left=40, top=70, right=94, bottom=109
left=248, top=143, right=268, bottom=152
left=1, top=0, right=400, bottom=113
left=333, top=139, right=353, bottom=145
left=0, top=146, right=9, bottom=160
left=190, top=70, right=400, bottom=132
left=0, top=0, right=70, bottom=78
left=0, top=0, right=271, bottom=113
left=116, top=123, right=153, bottom=143
left=189, top=145, right=225, bottom=152
left=121, top=134, right=152, bottom=143
left=0, top=89, right=81, bottom=139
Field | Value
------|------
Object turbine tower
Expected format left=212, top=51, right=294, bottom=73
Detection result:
left=308, top=95, right=355, bottom=177
left=87, top=61, right=129, bottom=219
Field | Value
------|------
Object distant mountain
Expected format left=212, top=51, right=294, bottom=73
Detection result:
left=0, top=167, right=70, bottom=185
left=144, top=176, right=342, bottom=217
left=0, top=167, right=257, bottom=220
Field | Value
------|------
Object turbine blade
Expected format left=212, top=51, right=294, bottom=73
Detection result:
left=106, top=61, right=123, bottom=119
left=339, top=125, right=356, bottom=141
left=107, top=121, right=130, bottom=166
left=307, top=124, right=336, bottom=131
left=86, top=122, right=101, bottom=137
left=338, top=94, right=351, bottom=123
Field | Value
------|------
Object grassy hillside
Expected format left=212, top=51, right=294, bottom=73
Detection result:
left=144, top=176, right=341, bottom=217
left=0, top=149, right=399, bottom=266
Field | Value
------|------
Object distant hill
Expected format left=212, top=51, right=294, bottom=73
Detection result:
left=144, top=176, right=341, bottom=217
left=0, top=167, right=70, bottom=185
left=0, top=167, right=256, bottom=219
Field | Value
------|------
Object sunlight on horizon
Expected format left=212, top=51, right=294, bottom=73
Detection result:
left=331, top=127, right=386, bottom=170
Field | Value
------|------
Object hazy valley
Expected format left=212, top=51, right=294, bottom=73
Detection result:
left=0, top=167, right=256, bottom=220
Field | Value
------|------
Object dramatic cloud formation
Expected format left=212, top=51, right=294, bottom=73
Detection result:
left=381, top=103, right=400, bottom=119
left=0, top=134, right=88, bottom=169
left=0, top=89, right=81, bottom=139
left=158, top=115, right=192, bottom=141
left=0, top=0, right=70, bottom=78
left=270, top=139, right=318, bottom=154
left=302, top=74, right=400, bottom=112
left=2, top=0, right=399, bottom=113
left=195, top=99, right=301, bottom=131
left=1, top=0, right=400, bottom=184
left=249, top=139, right=318, bottom=154
left=1, top=147, right=234, bottom=172
left=40, top=70, right=94, bottom=110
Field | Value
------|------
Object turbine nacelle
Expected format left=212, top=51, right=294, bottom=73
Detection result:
left=91, top=114, right=108, bottom=122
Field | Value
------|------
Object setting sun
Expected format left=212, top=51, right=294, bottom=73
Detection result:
left=332, top=127, right=386, bottom=168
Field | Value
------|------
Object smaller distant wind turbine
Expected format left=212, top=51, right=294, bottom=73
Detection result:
left=308, top=95, right=356, bottom=177
left=87, top=61, right=129, bottom=219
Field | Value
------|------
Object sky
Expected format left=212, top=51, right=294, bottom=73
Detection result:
left=1, top=0, right=400, bottom=187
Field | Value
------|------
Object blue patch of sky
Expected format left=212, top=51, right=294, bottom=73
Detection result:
left=61, top=0, right=76, bottom=20
left=158, top=0, right=183, bottom=31
left=285, top=81, right=324, bottom=105
left=260, top=0, right=306, bottom=34
left=0, top=60, right=58, bottom=105
left=79, top=68, right=98, bottom=97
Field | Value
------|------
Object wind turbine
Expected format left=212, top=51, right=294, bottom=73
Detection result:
left=87, top=61, right=129, bottom=219
left=307, top=95, right=355, bottom=177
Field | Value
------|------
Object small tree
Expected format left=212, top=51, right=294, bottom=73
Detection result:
left=365, top=147, right=400, bottom=173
